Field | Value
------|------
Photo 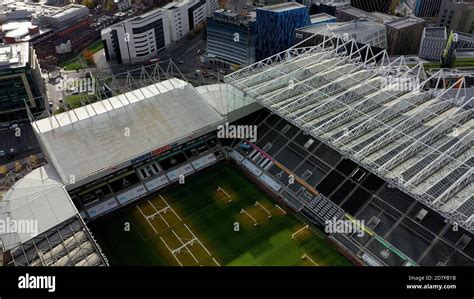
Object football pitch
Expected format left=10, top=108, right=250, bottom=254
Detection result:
left=89, top=164, right=352, bottom=266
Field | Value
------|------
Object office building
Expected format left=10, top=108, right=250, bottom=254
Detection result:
left=336, top=6, right=398, bottom=23
left=207, top=0, right=218, bottom=16
left=436, top=0, right=474, bottom=34
left=418, top=27, right=447, bottom=61
left=164, top=0, right=207, bottom=42
left=295, top=20, right=388, bottom=49
left=350, top=0, right=399, bottom=13
left=386, top=16, right=425, bottom=55
left=0, top=42, right=45, bottom=122
left=442, top=31, right=474, bottom=67
left=256, top=2, right=310, bottom=61
left=101, top=8, right=171, bottom=64
left=412, top=0, right=442, bottom=18
left=311, top=1, right=350, bottom=16
left=310, top=13, right=336, bottom=25
left=207, top=9, right=257, bottom=66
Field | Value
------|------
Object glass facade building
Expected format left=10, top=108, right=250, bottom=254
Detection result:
left=256, top=3, right=310, bottom=61
left=207, top=10, right=257, bottom=66
left=0, top=43, right=44, bottom=123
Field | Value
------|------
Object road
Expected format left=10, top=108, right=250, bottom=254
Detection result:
left=43, top=29, right=230, bottom=112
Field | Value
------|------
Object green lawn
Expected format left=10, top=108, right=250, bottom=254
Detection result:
left=87, top=40, right=104, bottom=54
left=89, top=164, right=352, bottom=266
left=60, top=40, right=103, bottom=70
left=61, top=58, right=83, bottom=71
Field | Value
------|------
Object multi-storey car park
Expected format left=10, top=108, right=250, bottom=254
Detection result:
left=0, top=37, right=472, bottom=267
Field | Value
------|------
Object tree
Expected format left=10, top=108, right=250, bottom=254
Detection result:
left=105, top=0, right=115, bottom=12
left=83, top=50, right=95, bottom=66
left=82, top=0, right=96, bottom=9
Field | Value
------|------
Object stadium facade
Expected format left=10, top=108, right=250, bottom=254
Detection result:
left=1, top=36, right=473, bottom=267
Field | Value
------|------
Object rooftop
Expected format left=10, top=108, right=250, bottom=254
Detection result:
left=455, top=48, right=474, bottom=58
left=310, top=13, right=336, bottom=24
left=0, top=42, right=30, bottom=69
left=211, top=9, right=256, bottom=25
left=258, top=2, right=306, bottom=13
left=0, top=165, right=78, bottom=251
left=385, top=16, right=425, bottom=29
left=225, top=38, right=474, bottom=232
left=32, top=78, right=225, bottom=187
left=297, top=20, right=385, bottom=36
left=423, top=27, right=447, bottom=39
left=337, top=6, right=399, bottom=23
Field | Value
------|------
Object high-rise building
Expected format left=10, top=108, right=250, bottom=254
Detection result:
left=163, top=0, right=207, bottom=42
left=207, top=9, right=257, bottom=66
left=418, top=27, right=447, bottom=61
left=101, top=8, right=171, bottom=65
left=350, top=0, right=399, bottom=14
left=441, top=31, right=474, bottom=67
left=295, top=20, right=388, bottom=49
left=385, top=16, right=425, bottom=55
left=164, top=1, right=191, bottom=42
left=336, top=6, right=398, bottom=23
left=256, top=2, right=310, bottom=61
left=436, top=0, right=474, bottom=34
left=311, top=1, right=350, bottom=16
left=412, top=0, right=442, bottom=18
left=310, top=13, right=337, bottom=25
left=0, top=42, right=45, bottom=122
left=206, top=0, right=218, bottom=16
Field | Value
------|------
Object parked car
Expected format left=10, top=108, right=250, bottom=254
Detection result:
left=0, top=149, right=5, bottom=158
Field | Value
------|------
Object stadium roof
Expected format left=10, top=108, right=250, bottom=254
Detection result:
left=32, top=78, right=224, bottom=187
left=225, top=36, right=474, bottom=232
left=196, top=83, right=228, bottom=115
left=0, top=165, right=77, bottom=251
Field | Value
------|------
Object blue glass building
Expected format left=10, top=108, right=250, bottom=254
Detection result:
left=256, top=3, right=310, bottom=61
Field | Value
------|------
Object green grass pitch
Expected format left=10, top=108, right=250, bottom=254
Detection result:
left=89, top=164, right=352, bottom=266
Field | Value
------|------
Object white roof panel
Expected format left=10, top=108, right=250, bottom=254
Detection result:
left=0, top=165, right=77, bottom=251
left=32, top=79, right=224, bottom=186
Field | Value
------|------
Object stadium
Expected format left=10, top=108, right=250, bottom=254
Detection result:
left=0, top=36, right=472, bottom=267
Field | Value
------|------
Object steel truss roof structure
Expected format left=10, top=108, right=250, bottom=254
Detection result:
left=225, top=36, right=474, bottom=232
